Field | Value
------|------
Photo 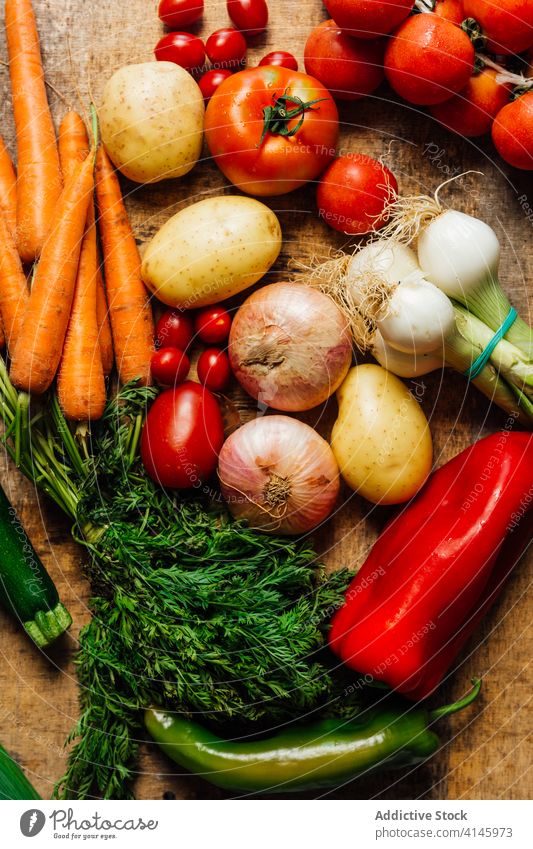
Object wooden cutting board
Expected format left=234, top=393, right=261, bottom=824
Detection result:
left=0, top=0, right=531, bottom=801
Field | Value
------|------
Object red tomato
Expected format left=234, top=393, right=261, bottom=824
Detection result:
left=463, top=0, right=533, bottom=55
left=259, top=50, right=298, bottom=71
left=434, top=0, right=465, bottom=25
left=430, top=69, right=511, bottom=137
left=197, top=349, right=232, bottom=392
left=205, top=66, right=339, bottom=196
left=151, top=348, right=191, bottom=386
left=227, top=0, right=268, bottom=37
left=304, top=20, right=385, bottom=102
left=206, top=28, right=247, bottom=69
left=323, top=0, right=414, bottom=38
left=154, top=32, right=206, bottom=74
left=141, top=382, right=225, bottom=489
left=199, top=69, right=233, bottom=100
left=317, top=154, right=398, bottom=235
left=155, top=310, right=194, bottom=351
left=384, top=13, right=474, bottom=106
left=158, top=0, right=204, bottom=28
left=195, top=306, right=232, bottom=344
left=492, top=92, right=533, bottom=170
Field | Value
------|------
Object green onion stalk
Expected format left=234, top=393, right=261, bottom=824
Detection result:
left=0, top=360, right=358, bottom=800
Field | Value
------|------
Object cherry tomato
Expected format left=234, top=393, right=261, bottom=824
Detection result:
left=151, top=348, right=191, bottom=386
left=197, top=348, right=232, bottom=392
left=463, top=0, right=533, bottom=55
left=430, top=69, right=511, bottom=138
left=155, top=310, right=194, bottom=351
left=259, top=51, right=298, bottom=71
left=158, top=0, right=204, bottom=28
left=492, top=92, right=533, bottom=170
left=195, top=306, right=232, bottom=344
left=205, top=66, right=339, bottom=196
left=304, top=20, right=385, bottom=102
left=384, top=14, right=474, bottom=106
left=433, top=0, right=465, bottom=25
left=206, top=28, right=247, bottom=69
left=227, top=0, right=268, bottom=37
left=199, top=69, right=233, bottom=100
left=154, top=32, right=206, bottom=75
left=323, top=0, right=413, bottom=38
left=141, top=382, right=225, bottom=489
left=317, top=154, right=398, bottom=235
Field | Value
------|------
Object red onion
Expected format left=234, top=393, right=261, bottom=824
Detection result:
left=218, top=415, right=340, bottom=535
left=228, top=282, right=352, bottom=412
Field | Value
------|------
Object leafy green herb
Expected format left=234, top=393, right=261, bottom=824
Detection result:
left=0, top=373, right=357, bottom=799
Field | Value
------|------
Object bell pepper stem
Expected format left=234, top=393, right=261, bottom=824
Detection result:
left=430, top=678, right=482, bottom=720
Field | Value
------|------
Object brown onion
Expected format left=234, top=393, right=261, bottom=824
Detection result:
left=218, top=415, right=340, bottom=535
left=228, top=282, right=352, bottom=412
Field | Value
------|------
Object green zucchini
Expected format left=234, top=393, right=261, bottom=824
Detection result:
left=0, top=483, right=72, bottom=647
left=0, top=744, right=41, bottom=800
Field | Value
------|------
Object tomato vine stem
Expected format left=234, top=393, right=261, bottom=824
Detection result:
left=258, top=89, right=327, bottom=146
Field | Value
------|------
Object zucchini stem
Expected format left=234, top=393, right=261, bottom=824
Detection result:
left=24, top=602, right=73, bottom=648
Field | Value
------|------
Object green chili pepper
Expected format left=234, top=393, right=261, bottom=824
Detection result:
left=145, top=679, right=481, bottom=794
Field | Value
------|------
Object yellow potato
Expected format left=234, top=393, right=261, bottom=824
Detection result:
left=99, top=62, right=204, bottom=184
left=331, top=364, right=432, bottom=505
left=141, top=196, right=282, bottom=308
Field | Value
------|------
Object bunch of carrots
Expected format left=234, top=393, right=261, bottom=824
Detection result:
left=0, top=0, right=154, bottom=421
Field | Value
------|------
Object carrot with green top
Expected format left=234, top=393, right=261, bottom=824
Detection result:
left=5, top=0, right=62, bottom=263
left=57, top=198, right=106, bottom=420
left=95, top=266, right=114, bottom=376
left=58, top=111, right=89, bottom=179
left=0, top=210, right=29, bottom=353
left=56, top=112, right=105, bottom=420
left=0, top=136, right=17, bottom=236
left=95, top=147, right=153, bottom=385
left=59, top=112, right=114, bottom=377
left=9, top=150, right=95, bottom=394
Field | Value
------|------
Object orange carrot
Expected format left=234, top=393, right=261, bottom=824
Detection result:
left=95, top=266, right=114, bottom=376
left=0, top=319, right=5, bottom=351
left=0, top=210, right=29, bottom=353
left=57, top=198, right=106, bottom=420
left=95, top=147, right=153, bottom=385
left=10, top=151, right=95, bottom=394
left=6, top=0, right=62, bottom=263
left=0, top=135, right=17, bottom=236
left=56, top=112, right=105, bottom=420
left=59, top=111, right=89, bottom=183
left=59, top=112, right=114, bottom=377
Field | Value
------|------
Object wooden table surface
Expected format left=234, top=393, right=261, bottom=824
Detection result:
left=0, top=0, right=532, bottom=802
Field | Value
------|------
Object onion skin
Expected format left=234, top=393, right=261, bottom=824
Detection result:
left=229, top=282, right=352, bottom=412
left=218, top=415, right=340, bottom=535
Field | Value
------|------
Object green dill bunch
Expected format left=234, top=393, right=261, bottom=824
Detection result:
left=55, top=385, right=353, bottom=799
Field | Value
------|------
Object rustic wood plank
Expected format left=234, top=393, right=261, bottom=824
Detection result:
left=0, top=0, right=531, bottom=801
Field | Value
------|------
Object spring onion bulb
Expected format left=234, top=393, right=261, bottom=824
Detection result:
left=307, top=235, right=533, bottom=423
left=378, top=279, right=454, bottom=355
left=347, top=241, right=423, bottom=289
left=371, top=331, right=444, bottom=378
left=345, top=240, right=455, bottom=354
left=384, top=198, right=533, bottom=359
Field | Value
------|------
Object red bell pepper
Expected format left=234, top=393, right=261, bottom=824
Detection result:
left=330, top=431, right=533, bottom=700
